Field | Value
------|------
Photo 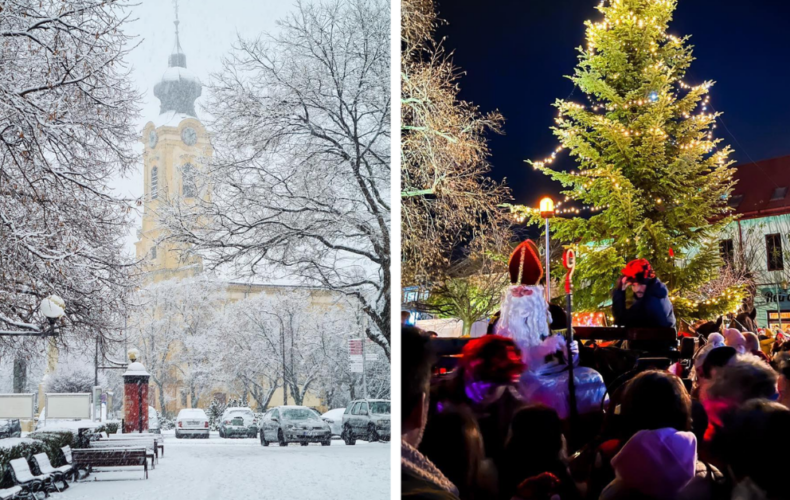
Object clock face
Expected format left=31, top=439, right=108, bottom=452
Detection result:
left=181, top=127, right=198, bottom=146
left=148, top=130, right=158, bottom=149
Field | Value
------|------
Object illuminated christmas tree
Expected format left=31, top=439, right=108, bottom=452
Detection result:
left=513, top=0, right=744, bottom=318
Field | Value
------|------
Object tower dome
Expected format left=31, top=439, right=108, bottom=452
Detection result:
left=153, top=7, right=202, bottom=117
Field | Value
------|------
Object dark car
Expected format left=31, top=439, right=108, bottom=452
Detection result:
left=0, top=419, right=22, bottom=438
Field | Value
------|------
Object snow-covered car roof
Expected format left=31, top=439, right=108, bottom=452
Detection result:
left=350, top=399, right=390, bottom=403
left=321, top=408, right=346, bottom=418
left=223, top=407, right=253, bottom=413
left=177, top=409, right=207, bottom=417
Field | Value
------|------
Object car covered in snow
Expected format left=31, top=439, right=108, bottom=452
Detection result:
left=175, top=408, right=209, bottom=439
left=259, top=406, right=331, bottom=446
left=341, top=399, right=390, bottom=444
left=219, top=407, right=257, bottom=438
left=320, top=408, right=345, bottom=437
left=0, top=419, right=21, bottom=438
left=148, top=406, right=161, bottom=434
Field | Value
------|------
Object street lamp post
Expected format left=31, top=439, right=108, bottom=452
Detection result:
left=539, top=197, right=556, bottom=301
left=39, top=295, right=65, bottom=336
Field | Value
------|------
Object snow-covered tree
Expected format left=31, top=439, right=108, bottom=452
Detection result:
left=0, top=1, right=140, bottom=357
left=45, top=362, right=106, bottom=394
left=160, top=0, right=391, bottom=358
left=129, top=276, right=226, bottom=415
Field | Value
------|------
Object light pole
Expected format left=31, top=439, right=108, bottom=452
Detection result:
left=539, top=197, right=556, bottom=301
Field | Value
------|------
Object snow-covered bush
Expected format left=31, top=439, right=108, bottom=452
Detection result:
left=159, top=416, right=176, bottom=432
left=205, top=399, right=226, bottom=431
left=45, top=363, right=105, bottom=394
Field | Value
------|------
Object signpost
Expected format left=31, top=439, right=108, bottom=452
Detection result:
left=349, top=338, right=367, bottom=398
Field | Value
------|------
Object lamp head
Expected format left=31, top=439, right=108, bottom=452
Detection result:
left=539, top=197, right=555, bottom=218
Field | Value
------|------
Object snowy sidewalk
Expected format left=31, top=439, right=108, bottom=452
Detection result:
left=56, top=432, right=390, bottom=500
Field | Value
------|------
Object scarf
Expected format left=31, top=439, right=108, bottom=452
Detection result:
left=401, top=438, right=459, bottom=496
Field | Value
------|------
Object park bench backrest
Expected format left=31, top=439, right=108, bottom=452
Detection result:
left=73, top=448, right=147, bottom=466
left=33, top=454, right=54, bottom=475
left=61, top=446, right=72, bottom=465
left=9, top=458, right=37, bottom=483
left=0, top=485, right=22, bottom=500
left=91, top=440, right=153, bottom=450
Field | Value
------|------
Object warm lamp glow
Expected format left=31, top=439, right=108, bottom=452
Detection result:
left=539, top=197, right=555, bottom=218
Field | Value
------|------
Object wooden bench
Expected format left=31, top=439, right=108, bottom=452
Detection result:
left=72, top=448, right=148, bottom=480
left=33, top=452, right=72, bottom=491
left=0, top=485, right=24, bottom=500
left=90, top=439, right=157, bottom=468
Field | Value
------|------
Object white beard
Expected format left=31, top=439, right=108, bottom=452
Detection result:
left=495, top=285, right=552, bottom=367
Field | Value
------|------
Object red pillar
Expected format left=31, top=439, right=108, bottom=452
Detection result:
left=123, top=362, right=150, bottom=433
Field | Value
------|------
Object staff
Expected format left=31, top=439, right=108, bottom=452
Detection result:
left=563, top=248, right=578, bottom=425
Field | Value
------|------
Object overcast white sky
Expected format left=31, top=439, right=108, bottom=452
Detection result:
left=111, top=0, right=295, bottom=256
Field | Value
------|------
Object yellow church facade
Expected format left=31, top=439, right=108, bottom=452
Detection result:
left=132, top=24, right=333, bottom=416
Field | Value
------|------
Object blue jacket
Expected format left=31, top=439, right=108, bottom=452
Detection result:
left=612, top=278, right=676, bottom=329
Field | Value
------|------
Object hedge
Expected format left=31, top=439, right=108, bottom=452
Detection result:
left=0, top=430, right=75, bottom=488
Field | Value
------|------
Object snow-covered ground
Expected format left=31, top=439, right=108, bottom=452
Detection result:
left=57, top=431, right=390, bottom=500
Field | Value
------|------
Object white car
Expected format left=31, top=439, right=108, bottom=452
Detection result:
left=219, top=407, right=257, bottom=438
left=320, top=408, right=345, bottom=437
left=175, top=408, right=209, bottom=439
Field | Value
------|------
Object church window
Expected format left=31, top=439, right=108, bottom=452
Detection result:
left=151, top=166, right=158, bottom=200
left=182, top=163, right=196, bottom=198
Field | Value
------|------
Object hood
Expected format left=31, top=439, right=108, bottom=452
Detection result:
left=401, top=439, right=459, bottom=496
left=646, top=278, right=669, bottom=299
left=610, top=428, right=697, bottom=500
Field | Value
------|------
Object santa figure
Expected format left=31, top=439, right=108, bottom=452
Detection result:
left=495, top=240, right=607, bottom=419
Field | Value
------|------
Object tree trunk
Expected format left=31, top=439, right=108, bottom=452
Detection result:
left=461, top=318, right=473, bottom=337
left=12, top=357, right=27, bottom=393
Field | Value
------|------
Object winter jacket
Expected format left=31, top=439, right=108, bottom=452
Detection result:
left=402, top=439, right=461, bottom=500
left=612, top=278, right=676, bottom=330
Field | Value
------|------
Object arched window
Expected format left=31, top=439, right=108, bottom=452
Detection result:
left=150, top=166, right=158, bottom=200
left=182, top=163, right=196, bottom=198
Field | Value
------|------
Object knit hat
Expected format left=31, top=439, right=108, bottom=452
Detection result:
left=607, top=428, right=697, bottom=500
left=621, top=258, right=656, bottom=284
left=460, top=335, right=526, bottom=383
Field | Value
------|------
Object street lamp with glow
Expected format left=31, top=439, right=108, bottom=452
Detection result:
left=539, top=197, right=555, bottom=301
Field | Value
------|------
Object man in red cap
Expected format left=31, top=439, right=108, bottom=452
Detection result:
left=612, top=258, right=676, bottom=329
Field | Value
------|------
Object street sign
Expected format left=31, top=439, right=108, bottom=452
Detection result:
left=348, top=339, right=363, bottom=356
left=350, top=360, right=364, bottom=373
left=365, top=353, right=378, bottom=362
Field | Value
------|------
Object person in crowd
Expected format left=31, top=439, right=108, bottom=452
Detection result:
left=711, top=399, right=790, bottom=499
left=403, top=311, right=412, bottom=325
left=433, top=335, right=526, bottom=463
left=419, top=404, right=495, bottom=500
left=402, top=326, right=460, bottom=500
left=499, top=405, right=579, bottom=500
left=694, top=346, right=737, bottom=402
left=690, top=337, right=729, bottom=399
left=743, top=332, right=771, bottom=363
left=612, top=259, right=676, bottom=329
left=776, top=358, right=790, bottom=409
left=591, top=371, right=713, bottom=500
left=702, top=355, right=778, bottom=443
left=723, top=328, right=747, bottom=354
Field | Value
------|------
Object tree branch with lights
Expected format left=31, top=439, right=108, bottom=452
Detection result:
left=508, top=0, right=741, bottom=321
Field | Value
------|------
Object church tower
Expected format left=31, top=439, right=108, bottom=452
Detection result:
left=135, top=7, right=211, bottom=283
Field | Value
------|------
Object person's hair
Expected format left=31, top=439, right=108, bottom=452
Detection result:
left=779, top=357, right=790, bottom=380
left=402, top=326, right=435, bottom=425
left=701, top=346, right=737, bottom=379
left=743, top=332, right=761, bottom=353
left=707, top=355, right=778, bottom=403
left=620, top=370, right=692, bottom=438
left=713, top=399, right=790, bottom=497
left=500, top=405, right=566, bottom=500
left=459, top=335, right=525, bottom=384
left=419, top=405, right=485, bottom=500
left=401, top=310, right=411, bottom=320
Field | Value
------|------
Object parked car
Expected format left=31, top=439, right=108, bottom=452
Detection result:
left=219, top=407, right=257, bottom=438
left=320, top=408, right=345, bottom=437
left=341, top=399, right=390, bottom=445
left=0, top=419, right=21, bottom=438
left=175, top=408, right=209, bottom=439
left=148, top=406, right=161, bottom=434
left=259, top=406, right=331, bottom=447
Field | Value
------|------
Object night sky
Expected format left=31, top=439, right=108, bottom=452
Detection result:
left=434, top=0, right=790, bottom=208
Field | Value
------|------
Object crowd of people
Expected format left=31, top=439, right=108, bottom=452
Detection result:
left=402, top=247, right=787, bottom=500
